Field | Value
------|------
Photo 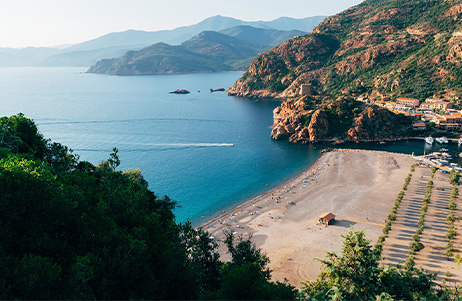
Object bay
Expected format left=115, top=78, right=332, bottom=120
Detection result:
left=2, top=67, right=462, bottom=225
left=0, top=67, right=322, bottom=224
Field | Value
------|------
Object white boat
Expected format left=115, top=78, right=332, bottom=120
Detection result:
left=436, top=137, right=449, bottom=144
left=459, top=137, right=462, bottom=145
left=459, top=152, right=462, bottom=158
left=442, top=153, right=452, bottom=160
left=439, top=159, right=449, bottom=166
left=440, top=148, right=448, bottom=152
left=425, top=137, right=434, bottom=145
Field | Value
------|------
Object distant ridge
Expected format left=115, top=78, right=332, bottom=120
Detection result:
left=0, top=15, right=326, bottom=67
left=87, top=28, right=298, bottom=75
left=219, top=26, right=306, bottom=47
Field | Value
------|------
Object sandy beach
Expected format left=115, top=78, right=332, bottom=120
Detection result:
left=200, top=149, right=415, bottom=286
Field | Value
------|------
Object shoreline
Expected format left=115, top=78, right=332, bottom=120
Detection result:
left=199, top=152, right=327, bottom=229
left=199, top=149, right=415, bottom=285
left=199, top=148, right=408, bottom=229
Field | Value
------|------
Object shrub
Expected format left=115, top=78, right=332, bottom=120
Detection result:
left=431, top=166, right=437, bottom=178
left=445, top=241, right=454, bottom=258
left=447, top=212, right=455, bottom=223
left=404, top=255, right=415, bottom=271
left=447, top=227, right=457, bottom=239
left=416, top=225, right=424, bottom=235
left=450, top=170, right=460, bottom=185
left=388, top=212, right=396, bottom=221
left=383, top=220, right=392, bottom=235
left=403, top=174, right=412, bottom=190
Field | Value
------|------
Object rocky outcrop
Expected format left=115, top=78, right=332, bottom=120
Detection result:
left=307, top=110, right=329, bottom=142
left=271, top=103, right=303, bottom=140
left=271, top=98, right=410, bottom=144
left=347, top=106, right=408, bottom=141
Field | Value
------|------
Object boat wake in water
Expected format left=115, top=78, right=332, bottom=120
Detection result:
left=74, top=142, right=234, bottom=153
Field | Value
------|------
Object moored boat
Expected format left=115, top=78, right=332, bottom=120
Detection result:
left=442, top=153, right=452, bottom=160
left=436, top=137, right=448, bottom=144
left=425, top=137, right=434, bottom=145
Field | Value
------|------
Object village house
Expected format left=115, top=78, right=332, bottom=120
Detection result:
left=432, top=113, right=462, bottom=130
left=385, top=101, right=396, bottom=110
left=396, top=97, right=420, bottom=108
left=420, top=99, right=454, bottom=111
left=393, top=98, right=420, bottom=112
left=412, top=121, right=426, bottom=130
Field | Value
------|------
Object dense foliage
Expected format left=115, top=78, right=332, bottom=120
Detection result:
left=0, top=113, right=295, bottom=300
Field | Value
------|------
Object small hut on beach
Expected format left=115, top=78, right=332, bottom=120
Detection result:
left=318, top=212, right=336, bottom=226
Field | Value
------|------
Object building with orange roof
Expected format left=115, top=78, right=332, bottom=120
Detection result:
left=318, top=212, right=336, bottom=226
left=397, top=97, right=420, bottom=108
left=420, top=100, right=453, bottom=111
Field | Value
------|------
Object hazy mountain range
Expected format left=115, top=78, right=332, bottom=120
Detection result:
left=87, top=27, right=306, bottom=75
left=0, top=15, right=325, bottom=68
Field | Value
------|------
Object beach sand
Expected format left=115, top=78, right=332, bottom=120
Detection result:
left=201, top=150, right=414, bottom=286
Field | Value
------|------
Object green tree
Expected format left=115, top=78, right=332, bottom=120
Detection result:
left=203, top=230, right=296, bottom=300
left=301, top=229, right=436, bottom=300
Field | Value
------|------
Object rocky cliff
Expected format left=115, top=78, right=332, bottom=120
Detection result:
left=271, top=97, right=411, bottom=144
left=229, top=0, right=462, bottom=144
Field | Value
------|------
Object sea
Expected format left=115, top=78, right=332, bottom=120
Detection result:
left=1, top=67, right=461, bottom=224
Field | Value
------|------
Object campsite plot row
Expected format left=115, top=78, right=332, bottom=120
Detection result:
left=380, top=165, right=462, bottom=285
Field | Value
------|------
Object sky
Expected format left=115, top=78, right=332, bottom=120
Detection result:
left=0, top=0, right=363, bottom=48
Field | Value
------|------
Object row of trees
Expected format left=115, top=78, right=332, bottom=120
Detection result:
left=1, top=114, right=461, bottom=299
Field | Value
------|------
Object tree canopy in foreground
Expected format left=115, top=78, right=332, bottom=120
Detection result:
left=0, top=114, right=460, bottom=300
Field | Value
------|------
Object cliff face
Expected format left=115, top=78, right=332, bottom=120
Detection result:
left=229, top=0, right=462, bottom=144
left=228, top=0, right=462, bottom=101
left=227, top=34, right=339, bottom=98
left=270, top=98, right=411, bottom=144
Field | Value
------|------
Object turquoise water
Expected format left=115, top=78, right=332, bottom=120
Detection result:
left=0, top=67, right=324, bottom=224
left=2, top=67, right=462, bottom=224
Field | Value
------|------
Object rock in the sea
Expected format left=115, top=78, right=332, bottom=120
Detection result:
left=210, top=88, right=225, bottom=92
left=169, top=89, right=190, bottom=94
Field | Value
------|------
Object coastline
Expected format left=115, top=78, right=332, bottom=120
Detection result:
left=199, top=153, right=326, bottom=229
left=200, top=149, right=415, bottom=285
